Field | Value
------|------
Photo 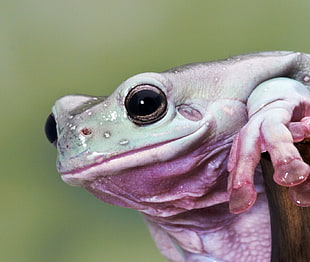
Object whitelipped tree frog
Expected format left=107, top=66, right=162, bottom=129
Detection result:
left=45, top=51, right=310, bottom=262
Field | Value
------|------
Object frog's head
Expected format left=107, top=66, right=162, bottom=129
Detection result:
left=45, top=71, right=246, bottom=216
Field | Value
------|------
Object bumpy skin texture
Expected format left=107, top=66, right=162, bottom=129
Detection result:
left=48, top=51, right=310, bottom=262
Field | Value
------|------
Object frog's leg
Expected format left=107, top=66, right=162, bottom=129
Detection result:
left=144, top=218, right=186, bottom=262
left=227, top=78, right=310, bottom=214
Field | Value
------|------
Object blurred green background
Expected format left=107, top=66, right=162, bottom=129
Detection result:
left=1, top=1, right=310, bottom=261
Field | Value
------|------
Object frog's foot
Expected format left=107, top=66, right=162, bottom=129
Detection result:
left=227, top=78, right=310, bottom=214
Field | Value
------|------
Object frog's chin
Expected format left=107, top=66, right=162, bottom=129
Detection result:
left=60, top=124, right=211, bottom=187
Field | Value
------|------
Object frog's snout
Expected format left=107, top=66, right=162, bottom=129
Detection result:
left=45, top=113, right=58, bottom=146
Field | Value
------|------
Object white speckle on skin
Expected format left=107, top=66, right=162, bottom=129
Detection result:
left=79, top=134, right=88, bottom=148
left=101, top=111, right=118, bottom=121
left=148, top=196, right=158, bottom=201
left=110, top=111, right=118, bottom=121
left=119, top=139, right=129, bottom=145
left=88, top=151, right=104, bottom=158
left=103, top=131, right=111, bottom=138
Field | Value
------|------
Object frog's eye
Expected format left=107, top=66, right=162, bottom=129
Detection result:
left=125, top=84, right=167, bottom=125
left=45, top=113, right=58, bottom=145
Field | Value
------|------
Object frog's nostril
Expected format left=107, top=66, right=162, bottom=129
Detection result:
left=45, top=113, right=58, bottom=145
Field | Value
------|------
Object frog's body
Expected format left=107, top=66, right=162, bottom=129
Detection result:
left=46, top=51, right=310, bottom=262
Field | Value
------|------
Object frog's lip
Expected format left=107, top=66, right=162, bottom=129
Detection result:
left=59, top=124, right=209, bottom=186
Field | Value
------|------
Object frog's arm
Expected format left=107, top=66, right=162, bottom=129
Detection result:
left=227, top=77, right=310, bottom=213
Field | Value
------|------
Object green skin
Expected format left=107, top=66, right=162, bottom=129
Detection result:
left=47, top=51, right=310, bottom=262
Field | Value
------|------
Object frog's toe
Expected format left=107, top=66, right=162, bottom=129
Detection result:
left=229, top=183, right=257, bottom=214
left=288, top=117, right=310, bottom=142
left=288, top=178, right=310, bottom=206
left=260, top=115, right=310, bottom=187
left=272, top=158, right=309, bottom=186
left=227, top=130, right=260, bottom=214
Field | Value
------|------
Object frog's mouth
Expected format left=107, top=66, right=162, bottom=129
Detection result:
left=60, top=124, right=233, bottom=217
left=59, top=124, right=215, bottom=187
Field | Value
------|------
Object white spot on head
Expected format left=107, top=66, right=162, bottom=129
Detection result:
left=110, top=111, right=118, bottom=121
left=79, top=134, right=88, bottom=148
left=119, top=139, right=129, bottom=145
left=88, top=151, right=104, bottom=159
left=103, top=131, right=111, bottom=138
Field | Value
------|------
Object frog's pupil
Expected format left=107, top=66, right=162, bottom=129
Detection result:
left=130, top=90, right=161, bottom=116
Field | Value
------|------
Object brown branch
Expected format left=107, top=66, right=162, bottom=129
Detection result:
left=261, top=140, right=310, bottom=262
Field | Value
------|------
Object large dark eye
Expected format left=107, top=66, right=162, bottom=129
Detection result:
left=125, top=84, right=167, bottom=125
left=45, top=113, right=58, bottom=145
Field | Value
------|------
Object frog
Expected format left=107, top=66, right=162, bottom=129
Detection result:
left=45, top=51, right=310, bottom=262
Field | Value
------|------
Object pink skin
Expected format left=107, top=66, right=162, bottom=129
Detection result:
left=227, top=78, right=310, bottom=213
